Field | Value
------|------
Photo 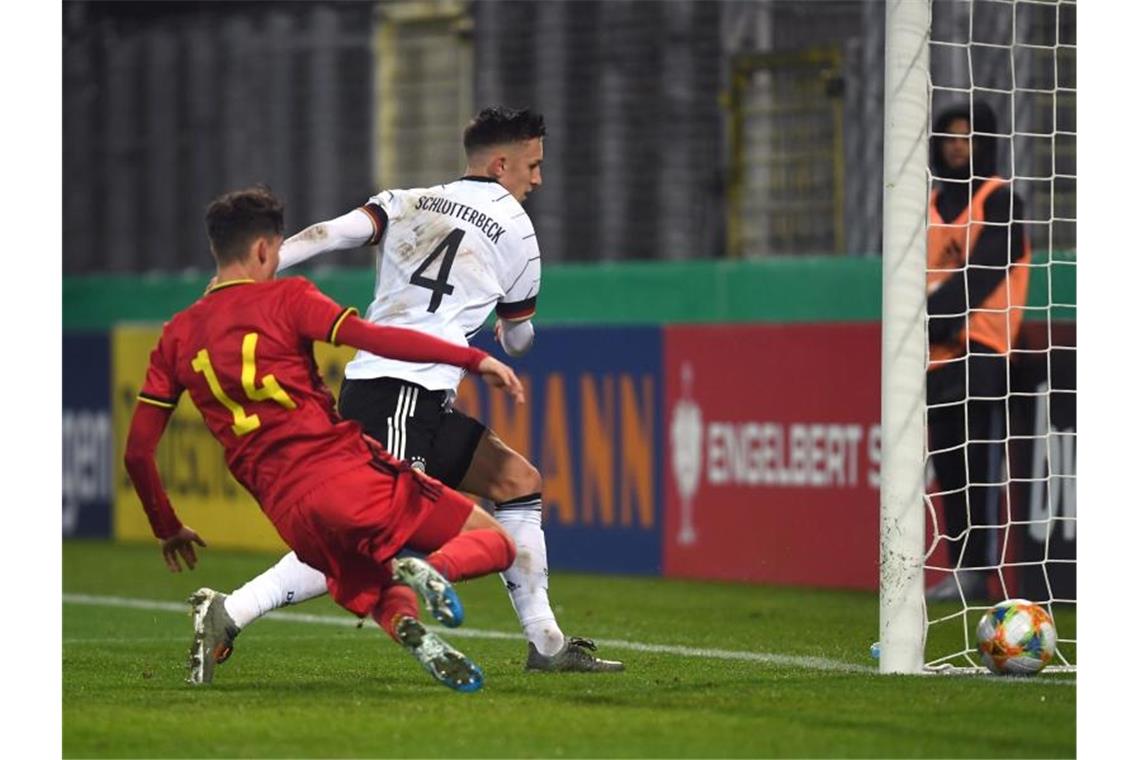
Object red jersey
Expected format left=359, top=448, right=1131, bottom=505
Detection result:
left=140, top=277, right=394, bottom=511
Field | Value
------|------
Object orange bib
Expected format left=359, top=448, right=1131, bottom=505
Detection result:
left=927, top=177, right=1031, bottom=366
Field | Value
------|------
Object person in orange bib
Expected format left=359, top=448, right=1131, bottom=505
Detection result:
left=925, top=100, right=1031, bottom=602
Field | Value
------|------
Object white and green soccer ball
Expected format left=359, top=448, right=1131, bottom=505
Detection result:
left=975, top=598, right=1058, bottom=676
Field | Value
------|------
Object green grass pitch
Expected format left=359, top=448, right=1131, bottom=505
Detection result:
left=63, top=541, right=1075, bottom=758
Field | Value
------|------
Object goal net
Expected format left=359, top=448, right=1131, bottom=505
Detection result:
left=880, top=0, right=1076, bottom=675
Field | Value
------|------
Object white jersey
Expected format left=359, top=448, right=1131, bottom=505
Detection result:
left=345, top=177, right=541, bottom=391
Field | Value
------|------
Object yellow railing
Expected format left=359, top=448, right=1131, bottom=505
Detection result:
left=373, top=1, right=473, bottom=190
left=726, top=48, right=845, bottom=257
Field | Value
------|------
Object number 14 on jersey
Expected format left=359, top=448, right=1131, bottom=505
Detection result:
left=191, top=332, right=297, bottom=436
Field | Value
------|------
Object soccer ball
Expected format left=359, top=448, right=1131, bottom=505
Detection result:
left=975, top=599, right=1057, bottom=675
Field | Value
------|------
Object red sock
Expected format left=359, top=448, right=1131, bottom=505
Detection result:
left=371, top=583, right=419, bottom=642
left=428, top=529, right=516, bottom=582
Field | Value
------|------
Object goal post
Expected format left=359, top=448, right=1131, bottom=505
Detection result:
left=879, top=0, right=930, bottom=676
left=880, top=0, right=1077, bottom=675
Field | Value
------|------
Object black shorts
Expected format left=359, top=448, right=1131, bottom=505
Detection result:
left=338, top=377, right=487, bottom=489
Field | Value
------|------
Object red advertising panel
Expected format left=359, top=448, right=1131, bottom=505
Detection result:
left=663, top=324, right=882, bottom=589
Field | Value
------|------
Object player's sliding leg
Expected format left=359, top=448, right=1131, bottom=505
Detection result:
left=372, top=580, right=483, bottom=693
left=226, top=550, right=329, bottom=627
left=182, top=473, right=514, bottom=680
left=184, top=550, right=329, bottom=682
left=423, top=521, right=517, bottom=582
left=458, top=432, right=624, bottom=672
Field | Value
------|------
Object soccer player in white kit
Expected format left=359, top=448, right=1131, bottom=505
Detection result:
left=187, top=107, right=623, bottom=682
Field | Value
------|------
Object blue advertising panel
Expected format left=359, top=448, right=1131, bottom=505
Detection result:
left=460, top=326, right=663, bottom=575
left=63, top=332, right=113, bottom=537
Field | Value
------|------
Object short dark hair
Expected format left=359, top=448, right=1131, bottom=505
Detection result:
left=205, top=185, right=285, bottom=265
left=462, top=106, right=546, bottom=155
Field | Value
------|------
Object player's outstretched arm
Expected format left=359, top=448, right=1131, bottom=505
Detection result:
left=278, top=205, right=383, bottom=272
left=123, top=402, right=207, bottom=571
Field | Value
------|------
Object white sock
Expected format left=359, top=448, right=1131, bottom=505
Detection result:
left=222, top=551, right=328, bottom=630
left=496, top=496, right=565, bottom=656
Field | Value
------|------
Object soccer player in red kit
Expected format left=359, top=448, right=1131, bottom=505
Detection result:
left=123, top=186, right=525, bottom=693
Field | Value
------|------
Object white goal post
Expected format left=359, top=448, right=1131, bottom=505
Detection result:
left=879, top=0, right=1076, bottom=675
left=879, top=0, right=930, bottom=676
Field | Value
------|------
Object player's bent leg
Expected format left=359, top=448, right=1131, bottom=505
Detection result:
left=399, top=499, right=517, bottom=626
left=458, top=432, right=624, bottom=672
left=401, top=480, right=516, bottom=580
left=456, top=430, right=542, bottom=504
left=420, top=504, right=517, bottom=582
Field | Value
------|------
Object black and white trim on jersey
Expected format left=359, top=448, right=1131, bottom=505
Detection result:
left=496, top=295, right=537, bottom=321
left=359, top=203, right=388, bottom=246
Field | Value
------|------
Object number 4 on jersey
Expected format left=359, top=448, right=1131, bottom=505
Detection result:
left=411, top=228, right=465, bottom=313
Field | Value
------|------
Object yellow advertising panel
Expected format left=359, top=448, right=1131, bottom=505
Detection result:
left=112, top=324, right=357, bottom=551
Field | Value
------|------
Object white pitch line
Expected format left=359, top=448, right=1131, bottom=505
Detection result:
left=62, top=592, right=869, bottom=673
left=62, top=593, right=1075, bottom=684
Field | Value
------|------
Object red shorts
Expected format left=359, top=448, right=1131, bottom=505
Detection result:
left=268, top=459, right=474, bottom=617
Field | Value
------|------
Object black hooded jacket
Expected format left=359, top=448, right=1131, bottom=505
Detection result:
left=928, top=101, right=1026, bottom=347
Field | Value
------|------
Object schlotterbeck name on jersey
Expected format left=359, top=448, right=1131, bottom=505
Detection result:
left=415, top=195, right=507, bottom=244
